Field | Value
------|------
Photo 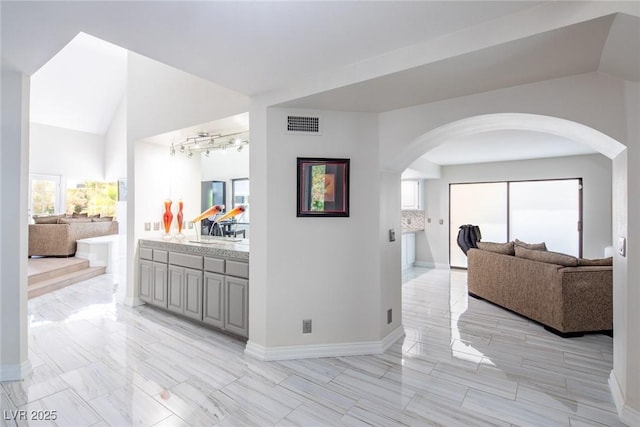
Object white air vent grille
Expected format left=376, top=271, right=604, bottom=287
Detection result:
left=287, top=115, right=320, bottom=134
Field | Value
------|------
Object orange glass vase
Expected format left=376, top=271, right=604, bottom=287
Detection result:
left=177, top=200, right=184, bottom=235
left=162, top=199, right=173, bottom=236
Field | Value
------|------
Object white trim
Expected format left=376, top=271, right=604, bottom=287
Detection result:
left=609, top=371, right=640, bottom=426
left=118, top=296, right=144, bottom=307
left=0, top=360, right=32, bottom=382
left=245, top=326, right=405, bottom=361
left=415, top=261, right=450, bottom=270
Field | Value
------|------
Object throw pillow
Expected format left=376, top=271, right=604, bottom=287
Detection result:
left=92, top=216, right=113, bottom=222
left=578, top=257, right=613, bottom=266
left=58, top=217, right=92, bottom=224
left=477, top=241, right=515, bottom=255
left=515, top=246, right=578, bottom=267
left=514, top=238, right=547, bottom=251
left=33, top=215, right=63, bottom=224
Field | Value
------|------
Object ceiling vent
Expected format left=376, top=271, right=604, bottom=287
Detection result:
left=286, top=115, right=321, bottom=135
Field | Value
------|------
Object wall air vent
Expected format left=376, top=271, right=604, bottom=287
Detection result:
left=286, top=115, right=321, bottom=135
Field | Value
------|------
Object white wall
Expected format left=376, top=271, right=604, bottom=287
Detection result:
left=104, top=95, right=127, bottom=181
left=380, top=73, right=627, bottom=171
left=418, top=154, right=612, bottom=267
left=248, top=107, right=392, bottom=354
left=29, top=122, right=105, bottom=180
left=0, top=70, right=31, bottom=380
left=126, top=52, right=249, bottom=143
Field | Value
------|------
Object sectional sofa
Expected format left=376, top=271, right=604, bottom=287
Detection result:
left=29, top=215, right=119, bottom=257
left=467, top=242, right=613, bottom=337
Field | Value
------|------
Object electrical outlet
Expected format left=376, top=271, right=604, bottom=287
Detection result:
left=387, top=309, right=392, bottom=324
left=439, top=219, right=444, bottom=225
left=303, top=319, right=312, bottom=334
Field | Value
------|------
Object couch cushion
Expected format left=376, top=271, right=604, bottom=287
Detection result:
left=58, top=217, right=92, bottom=224
left=33, top=214, right=64, bottom=224
left=515, top=245, right=578, bottom=267
left=514, top=238, right=547, bottom=251
left=578, top=257, right=613, bottom=266
left=92, top=216, right=113, bottom=222
left=477, top=241, right=515, bottom=255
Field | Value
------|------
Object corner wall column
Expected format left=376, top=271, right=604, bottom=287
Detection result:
left=0, top=69, right=32, bottom=381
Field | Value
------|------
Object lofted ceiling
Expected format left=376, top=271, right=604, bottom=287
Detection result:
left=2, top=1, right=639, bottom=165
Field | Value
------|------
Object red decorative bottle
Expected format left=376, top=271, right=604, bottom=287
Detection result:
left=176, top=199, right=184, bottom=236
left=162, top=199, right=173, bottom=237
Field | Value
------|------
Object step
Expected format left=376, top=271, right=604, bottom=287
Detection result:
left=28, top=266, right=106, bottom=299
left=28, top=258, right=90, bottom=285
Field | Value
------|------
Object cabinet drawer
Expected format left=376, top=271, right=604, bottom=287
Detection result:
left=153, top=250, right=169, bottom=263
left=139, top=247, right=153, bottom=261
left=204, top=257, right=225, bottom=274
left=169, top=252, right=203, bottom=269
left=226, top=260, right=249, bottom=278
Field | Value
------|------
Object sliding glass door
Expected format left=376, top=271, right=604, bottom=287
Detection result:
left=509, top=179, right=581, bottom=257
left=450, top=183, right=508, bottom=268
left=450, top=178, right=582, bottom=268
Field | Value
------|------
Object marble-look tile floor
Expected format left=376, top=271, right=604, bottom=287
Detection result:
left=1, top=267, right=621, bottom=426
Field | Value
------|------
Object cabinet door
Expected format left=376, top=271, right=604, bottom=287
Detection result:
left=225, top=276, right=248, bottom=338
left=152, top=262, right=168, bottom=308
left=203, top=272, right=224, bottom=329
left=183, top=268, right=203, bottom=321
left=138, top=259, right=153, bottom=303
left=168, top=265, right=185, bottom=314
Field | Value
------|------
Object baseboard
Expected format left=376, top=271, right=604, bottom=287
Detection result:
left=414, top=261, right=450, bottom=270
left=117, top=295, right=144, bottom=307
left=0, top=360, right=32, bottom=382
left=609, top=370, right=640, bottom=426
left=245, top=326, right=405, bottom=361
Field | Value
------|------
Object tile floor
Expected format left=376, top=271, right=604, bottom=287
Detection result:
left=1, top=267, right=621, bottom=426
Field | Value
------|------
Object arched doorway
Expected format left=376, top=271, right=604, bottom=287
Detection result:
left=388, top=112, right=632, bottom=421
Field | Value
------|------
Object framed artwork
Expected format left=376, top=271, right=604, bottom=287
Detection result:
left=297, top=157, right=350, bottom=217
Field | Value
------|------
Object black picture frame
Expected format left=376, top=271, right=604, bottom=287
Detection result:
left=297, top=157, right=350, bottom=217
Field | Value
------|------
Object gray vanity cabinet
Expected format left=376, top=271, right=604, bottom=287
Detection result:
left=151, top=262, right=168, bottom=308
left=203, top=272, right=225, bottom=329
left=138, top=239, right=249, bottom=339
left=138, top=247, right=168, bottom=308
left=168, top=265, right=203, bottom=321
left=225, top=276, right=249, bottom=337
left=139, top=259, right=153, bottom=303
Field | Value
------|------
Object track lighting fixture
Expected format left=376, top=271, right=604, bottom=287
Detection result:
left=169, top=130, right=249, bottom=158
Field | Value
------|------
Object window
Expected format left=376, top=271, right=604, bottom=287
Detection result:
left=66, top=180, right=118, bottom=217
left=231, top=178, right=249, bottom=223
left=29, top=174, right=61, bottom=217
left=449, top=178, right=582, bottom=268
left=401, top=180, right=421, bottom=210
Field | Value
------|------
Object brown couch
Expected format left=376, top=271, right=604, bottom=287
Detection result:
left=467, top=247, right=613, bottom=336
left=29, top=221, right=119, bottom=257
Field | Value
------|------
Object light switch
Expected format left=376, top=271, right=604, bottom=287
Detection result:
left=618, top=237, right=626, bottom=257
left=389, top=229, right=396, bottom=242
